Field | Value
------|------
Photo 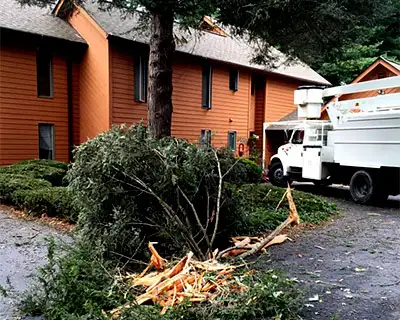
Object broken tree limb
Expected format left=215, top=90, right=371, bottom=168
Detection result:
left=237, top=184, right=299, bottom=259
left=237, top=217, right=293, bottom=258
left=275, top=190, right=288, bottom=211
left=286, top=184, right=300, bottom=224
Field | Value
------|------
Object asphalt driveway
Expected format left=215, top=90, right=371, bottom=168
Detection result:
left=266, top=184, right=400, bottom=320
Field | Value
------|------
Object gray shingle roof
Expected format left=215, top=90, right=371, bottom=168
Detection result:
left=83, top=1, right=330, bottom=85
left=279, top=109, right=298, bottom=121
left=0, top=0, right=85, bottom=43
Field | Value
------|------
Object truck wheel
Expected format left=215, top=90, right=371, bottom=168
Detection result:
left=268, top=162, right=288, bottom=187
left=349, top=170, right=388, bottom=204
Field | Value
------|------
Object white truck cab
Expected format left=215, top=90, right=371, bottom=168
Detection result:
left=264, top=76, right=400, bottom=204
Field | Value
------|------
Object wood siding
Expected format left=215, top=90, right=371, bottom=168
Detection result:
left=265, top=76, right=301, bottom=122
left=110, top=41, right=252, bottom=150
left=253, top=79, right=266, bottom=152
left=72, top=62, right=80, bottom=146
left=0, top=45, right=69, bottom=165
left=68, top=7, right=110, bottom=142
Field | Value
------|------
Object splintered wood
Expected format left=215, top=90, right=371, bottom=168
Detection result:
left=109, top=185, right=299, bottom=317
left=110, top=244, right=248, bottom=317
left=219, top=184, right=299, bottom=259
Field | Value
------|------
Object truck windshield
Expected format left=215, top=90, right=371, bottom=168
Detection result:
left=291, top=130, right=304, bottom=144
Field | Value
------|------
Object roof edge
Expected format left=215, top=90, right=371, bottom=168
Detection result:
left=0, top=25, right=87, bottom=45
left=107, top=33, right=331, bottom=86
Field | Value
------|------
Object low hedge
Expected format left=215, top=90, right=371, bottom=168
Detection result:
left=238, top=158, right=262, bottom=183
left=0, top=160, right=67, bottom=186
left=0, top=173, right=52, bottom=202
left=13, top=187, right=78, bottom=222
left=16, top=159, right=69, bottom=172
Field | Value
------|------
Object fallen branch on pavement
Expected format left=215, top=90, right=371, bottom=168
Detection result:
left=217, top=184, right=299, bottom=259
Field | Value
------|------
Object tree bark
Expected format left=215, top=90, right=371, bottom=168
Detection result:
left=148, top=10, right=175, bottom=139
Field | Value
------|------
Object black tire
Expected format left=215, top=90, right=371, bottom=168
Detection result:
left=268, top=162, right=288, bottom=187
left=349, top=170, right=388, bottom=204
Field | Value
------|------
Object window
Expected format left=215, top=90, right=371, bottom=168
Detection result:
left=202, top=64, right=212, bottom=109
left=200, top=129, right=212, bottom=147
left=134, top=55, right=148, bottom=102
left=291, top=130, right=304, bottom=145
left=251, top=75, right=255, bottom=96
left=227, top=131, right=237, bottom=151
left=229, top=69, right=239, bottom=91
left=39, top=124, right=55, bottom=160
left=37, top=51, right=53, bottom=98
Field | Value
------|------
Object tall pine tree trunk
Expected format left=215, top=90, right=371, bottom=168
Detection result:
left=148, top=11, right=175, bottom=139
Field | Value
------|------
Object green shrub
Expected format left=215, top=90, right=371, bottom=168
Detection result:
left=16, top=159, right=69, bottom=171
left=238, top=158, right=262, bottom=183
left=229, top=183, right=338, bottom=235
left=12, top=187, right=78, bottom=222
left=0, top=173, right=51, bottom=203
left=67, top=125, right=259, bottom=264
left=0, top=160, right=67, bottom=186
left=21, top=240, right=303, bottom=320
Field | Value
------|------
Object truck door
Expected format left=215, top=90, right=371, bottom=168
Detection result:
left=287, top=130, right=304, bottom=169
left=302, top=147, right=323, bottom=180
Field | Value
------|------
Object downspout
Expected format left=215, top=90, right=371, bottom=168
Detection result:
left=67, top=58, right=73, bottom=162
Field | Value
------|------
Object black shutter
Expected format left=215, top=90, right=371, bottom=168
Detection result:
left=37, top=51, right=53, bottom=97
left=229, top=69, right=238, bottom=91
left=202, top=65, right=212, bottom=109
left=142, top=57, right=148, bottom=102
left=134, top=56, right=141, bottom=102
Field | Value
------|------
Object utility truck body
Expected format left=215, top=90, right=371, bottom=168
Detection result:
left=264, top=76, right=400, bottom=204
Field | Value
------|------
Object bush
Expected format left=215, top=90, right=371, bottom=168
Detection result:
left=229, top=183, right=338, bottom=235
left=0, top=160, right=67, bottom=186
left=12, top=187, right=78, bottom=222
left=16, top=159, right=69, bottom=171
left=21, top=240, right=303, bottom=320
left=67, top=125, right=259, bottom=264
left=238, top=158, right=262, bottom=183
left=0, top=173, right=52, bottom=203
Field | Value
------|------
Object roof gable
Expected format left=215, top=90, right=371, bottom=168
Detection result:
left=0, top=0, right=85, bottom=43
left=78, top=2, right=330, bottom=85
left=351, top=57, right=400, bottom=83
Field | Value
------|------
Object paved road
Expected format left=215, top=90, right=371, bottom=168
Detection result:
left=266, top=184, right=400, bottom=320
left=0, top=212, right=70, bottom=320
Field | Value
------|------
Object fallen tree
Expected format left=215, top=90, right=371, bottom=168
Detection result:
left=106, top=184, right=300, bottom=317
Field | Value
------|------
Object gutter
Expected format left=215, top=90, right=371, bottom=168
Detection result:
left=67, top=58, right=74, bottom=162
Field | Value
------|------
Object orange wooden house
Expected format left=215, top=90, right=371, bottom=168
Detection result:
left=320, top=56, right=400, bottom=119
left=0, top=0, right=330, bottom=165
